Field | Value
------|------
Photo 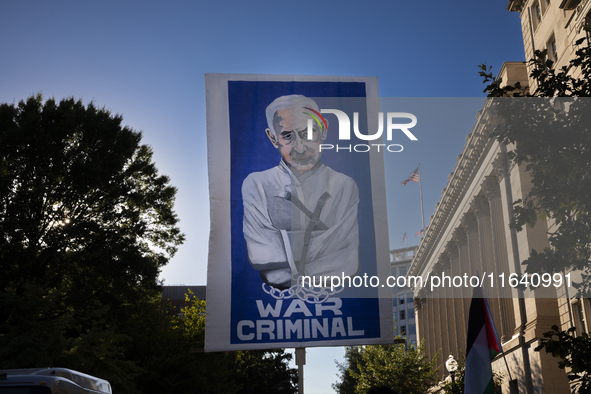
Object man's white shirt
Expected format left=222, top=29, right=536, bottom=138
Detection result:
left=242, top=160, right=360, bottom=283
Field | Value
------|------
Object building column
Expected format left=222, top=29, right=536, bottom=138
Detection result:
left=427, top=293, right=437, bottom=361
left=446, top=240, right=464, bottom=355
left=416, top=289, right=430, bottom=357
left=430, top=264, right=443, bottom=378
left=461, top=210, right=483, bottom=342
left=483, top=175, right=516, bottom=342
left=441, top=251, right=458, bottom=358
left=492, top=153, right=524, bottom=335
left=461, top=211, right=482, bottom=278
left=471, top=195, right=503, bottom=338
left=453, top=226, right=471, bottom=350
left=414, top=294, right=423, bottom=345
left=435, top=259, right=450, bottom=368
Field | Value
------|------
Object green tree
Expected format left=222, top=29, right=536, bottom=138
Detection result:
left=0, top=94, right=184, bottom=391
left=534, top=325, right=591, bottom=393
left=162, top=291, right=297, bottom=394
left=0, top=94, right=297, bottom=393
left=333, top=346, right=362, bottom=394
left=229, top=349, right=298, bottom=394
left=132, top=292, right=237, bottom=394
left=333, top=343, right=438, bottom=394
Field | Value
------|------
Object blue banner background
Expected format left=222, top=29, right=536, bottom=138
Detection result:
left=228, top=80, right=381, bottom=345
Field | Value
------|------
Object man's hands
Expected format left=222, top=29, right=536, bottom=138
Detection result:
left=260, top=268, right=292, bottom=289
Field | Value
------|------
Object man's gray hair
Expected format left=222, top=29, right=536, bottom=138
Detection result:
left=265, top=95, right=320, bottom=136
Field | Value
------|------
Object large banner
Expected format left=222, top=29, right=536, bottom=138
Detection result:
left=205, top=74, right=392, bottom=351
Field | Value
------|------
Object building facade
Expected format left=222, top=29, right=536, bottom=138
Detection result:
left=409, top=1, right=591, bottom=391
left=391, top=246, right=418, bottom=347
left=409, top=2, right=591, bottom=392
left=508, top=0, right=591, bottom=90
left=409, top=99, right=573, bottom=392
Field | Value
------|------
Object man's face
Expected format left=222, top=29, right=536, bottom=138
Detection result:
left=267, top=107, right=323, bottom=173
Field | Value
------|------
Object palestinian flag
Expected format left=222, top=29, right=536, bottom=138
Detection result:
left=464, top=285, right=502, bottom=394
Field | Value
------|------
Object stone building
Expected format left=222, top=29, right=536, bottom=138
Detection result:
left=408, top=1, right=591, bottom=392
left=508, top=0, right=591, bottom=91
left=409, top=97, right=572, bottom=392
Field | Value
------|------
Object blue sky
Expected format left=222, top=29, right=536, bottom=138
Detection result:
left=1, top=1, right=525, bottom=392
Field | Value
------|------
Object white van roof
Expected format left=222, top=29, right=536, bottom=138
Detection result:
left=0, top=368, right=112, bottom=394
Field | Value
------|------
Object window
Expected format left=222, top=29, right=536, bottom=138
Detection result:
left=398, top=266, right=408, bottom=289
left=558, top=0, right=580, bottom=10
left=408, top=305, right=415, bottom=316
left=399, top=266, right=408, bottom=277
left=541, top=0, right=550, bottom=14
left=409, top=324, right=416, bottom=335
left=399, top=295, right=405, bottom=305
left=410, top=340, right=417, bottom=348
left=392, top=298, right=397, bottom=306
left=532, top=1, right=542, bottom=30
left=546, top=34, right=558, bottom=64
left=407, top=296, right=413, bottom=304
left=391, top=268, right=398, bottom=289
left=572, top=299, right=589, bottom=335
left=400, top=310, right=406, bottom=320
left=393, top=311, right=398, bottom=322
left=400, top=325, right=406, bottom=335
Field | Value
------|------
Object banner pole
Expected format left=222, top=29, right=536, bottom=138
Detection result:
left=296, top=347, right=306, bottom=394
left=418, top=162, right=425, bottom=232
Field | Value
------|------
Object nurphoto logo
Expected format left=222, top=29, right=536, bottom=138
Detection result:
left=304, top=108, right=418, bottom=153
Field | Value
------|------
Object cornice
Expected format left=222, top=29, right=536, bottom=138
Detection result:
left=409, top=100, right=499, bottom=279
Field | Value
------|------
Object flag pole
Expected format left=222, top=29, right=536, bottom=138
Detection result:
left=405, top=230, right=407, bottom=251
left=418, top=162, right=425, bottom=232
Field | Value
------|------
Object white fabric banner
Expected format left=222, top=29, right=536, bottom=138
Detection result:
left=205, top=73, right=392, bottom=351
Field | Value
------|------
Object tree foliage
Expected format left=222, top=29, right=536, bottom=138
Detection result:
left=534, top=325, right=591, bottom=394
left=0, top=94, right=184, bottom=390
left=228, top=349, right=298, bottom=394
left=0, top=94, right=298, bottom=393
left=333, top=343, right=438, bottom=394
left=133, top=292, right=237, bottom=394
left=333, top=345, right=362, bottom=394
left=165, top=291, right=298, bottom=394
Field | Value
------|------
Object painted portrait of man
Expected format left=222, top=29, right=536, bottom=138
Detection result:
left=242, top=95, right=360, bottom=289
left=205, top=74, right=392, bottom=351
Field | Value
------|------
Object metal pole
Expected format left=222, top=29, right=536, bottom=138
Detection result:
left=296, top=347, right=306, bottom=394
left=405, top=230, right=408, bottom=251
left=418, top=162, right=426, bottom=232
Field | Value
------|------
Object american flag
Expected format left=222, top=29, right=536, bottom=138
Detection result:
left=402, top=231, right=407, bottom=243
left=415, top=229, right=424, bottom=237
left=401, top=167, right=420, bottom=186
